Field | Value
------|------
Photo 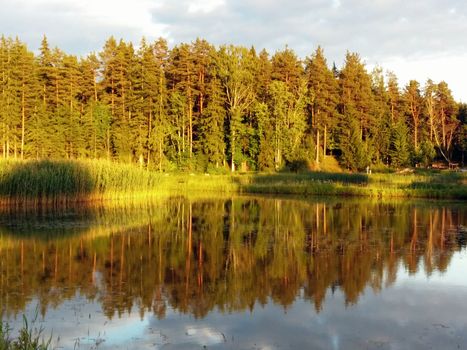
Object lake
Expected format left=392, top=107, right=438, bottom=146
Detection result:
left=0, top=196, right=466, bottom=349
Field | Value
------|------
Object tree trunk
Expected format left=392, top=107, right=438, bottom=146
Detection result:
left=231, top=128, right=235, bottom=172
left=21, top=83, right=25, bottom=160
left=316, top=128, right=320, bottom=163
left=159, top=140, right=162, bottom=172
left=324, top=124, right=327, bottom=159
left=147, top=107, right=152, bottom=167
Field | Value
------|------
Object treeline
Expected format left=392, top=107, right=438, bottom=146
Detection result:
left=1, top=35, right=466, bottom=171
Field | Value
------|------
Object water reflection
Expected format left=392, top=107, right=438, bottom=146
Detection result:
left=0, top=197, right=466, bottom=348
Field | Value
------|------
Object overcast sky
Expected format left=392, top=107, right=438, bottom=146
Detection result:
left=2, top=0, right=466, bottom=100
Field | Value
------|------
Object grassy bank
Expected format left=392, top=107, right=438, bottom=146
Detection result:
left=234, top=171, right=467, bottom=199
left=0, top=159, right=466, bottom=203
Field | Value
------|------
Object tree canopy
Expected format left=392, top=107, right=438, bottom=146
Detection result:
left=0, top=35, right=465, bottom=171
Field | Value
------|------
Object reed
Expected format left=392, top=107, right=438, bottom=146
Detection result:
left=0, top=159, right=168, bottom=203
left=0, top=315, right=51, bottom=350
left=0, top=159, right=465, bottom=202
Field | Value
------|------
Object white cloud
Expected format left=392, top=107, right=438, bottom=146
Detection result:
left=371, top=54, right=467, bottom=101
left=188, top=0, right=225, bottom=14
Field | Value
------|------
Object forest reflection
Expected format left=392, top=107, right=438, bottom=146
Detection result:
left=0, top=197, right=465, bottom=321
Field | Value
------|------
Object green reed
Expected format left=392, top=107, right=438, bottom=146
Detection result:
left=0, top=159, right=465, bottom=202
left=0, top=315, right=52, bottom=350
left=0, top=159, right=166, bottom=203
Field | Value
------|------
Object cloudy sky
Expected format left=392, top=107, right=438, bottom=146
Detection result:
left=2, top=0, right=466, bottom=100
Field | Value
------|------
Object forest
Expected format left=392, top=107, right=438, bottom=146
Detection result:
left=0, top=35, right=466, bottom=172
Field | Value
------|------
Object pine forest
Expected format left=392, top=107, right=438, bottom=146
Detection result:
left=1, top=35, right=466, bottom=172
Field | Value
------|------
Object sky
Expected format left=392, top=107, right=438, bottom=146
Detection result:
left=1, top=0, right=466, bottom=101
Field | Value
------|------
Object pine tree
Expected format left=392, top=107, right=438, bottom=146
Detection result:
left=133, top=37, right=157, bottom=166
left=338, top=52, right=374, bottom=167
left=0, top=37, right=20, bottom=158
left=14, top=39, right=36, bottom=159
left=386, top=71, right=401, bottom=123
left=305, top=46, right=338, bottom=163
left=79, top=53, right=100, bottom=157
left=166, top=43, right=197, bottom=161
left=253, top=49, right=272, bottom=103
left=61, top=54, right=83, bottom=158
left=271, top=46, right=303, bottom=94
left=198, top=76, right=226, bottom=168
left=403, top=80, right=423, bottom=151
left=455, top=103, right=467, bottom=165
left=133, top=37, right=169, bottom=169
left=113, top=40, right=135, bottom=162
left=0, top=34, right=464, bottom=170
left=370, top=67, right=391, bottom=164
left=151, top=38, right=170, bottom=171
left=424, top=80, right=459, bottom=161
left=434, top=81, right=459, bottom=161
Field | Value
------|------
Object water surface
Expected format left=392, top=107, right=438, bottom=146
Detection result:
left=0, top=196, right=466, bottom=349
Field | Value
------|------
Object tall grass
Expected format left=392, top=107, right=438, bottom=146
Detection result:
left=0, top=315, right=52, bottom=350
left=0, top=159, right=466, bottom=203
left=0, top=159, right=169, bottom=203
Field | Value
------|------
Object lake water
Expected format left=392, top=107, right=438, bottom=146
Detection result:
left=0, top=196, right=466, bottom=349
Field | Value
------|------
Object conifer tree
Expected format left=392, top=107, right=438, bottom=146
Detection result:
left=198, top=76, right=226, bottom=168
left=61, top=54, right=83, bottom=157
left=389, top=120, right=410, bottom=167
left=271, top=47, right=303, bottom=94
left=0, top=37, right=20, bottom=158
left=79, top=53, right=100, bottom=157
left=403, top=80, right=423, bottom=151
left=33, top=36, right=64, bottom=157
left=370, top=67, right=391, bottom=164
left=434, top=81, right=459, bottom=160
left=0, top=34, right=464, bottom=170
left=305, top=47, right=338, bottom=163
left=151, top=38, right=170, bottom=171
left=386, top=71, right=401, bottom=123
left=254, top=49, right=272, bottom=103
left=338, top=52, right=374, bottom=165
left=14, top=40, right=36, bottom=159
left=167, top=43, right=197, bottom=161
left=424, top=80, right=459, bottom=161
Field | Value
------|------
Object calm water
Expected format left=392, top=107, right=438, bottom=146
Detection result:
left=0, top=196, right=466, bottom=349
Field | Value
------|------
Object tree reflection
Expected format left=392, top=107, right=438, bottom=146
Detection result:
left=0, top=197, right=465, bottom=319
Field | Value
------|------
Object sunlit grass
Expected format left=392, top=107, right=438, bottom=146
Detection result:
left=0, top=159, right=465, bottom=202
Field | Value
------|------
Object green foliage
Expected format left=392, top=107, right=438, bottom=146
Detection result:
left=389, top=120, right=411, bottom=167
left=198, top=77, right=226, bottom=166
left=0, top=35, right=464, bottom=173
left=0, top=315, right=51, bottom=350
left=413, top=140, right=436, bottom=167
left=0, top=159, right=465, bottom=203
left=0, top=159, right=167, bottom=202
left=340, top=119, right=370, bottom=171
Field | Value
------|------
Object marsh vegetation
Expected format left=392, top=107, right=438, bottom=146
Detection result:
left=0, top=159, right=465, bottom=204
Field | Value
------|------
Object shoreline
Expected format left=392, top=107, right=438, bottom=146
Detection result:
left=1, top=160, right=466, bottom=204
